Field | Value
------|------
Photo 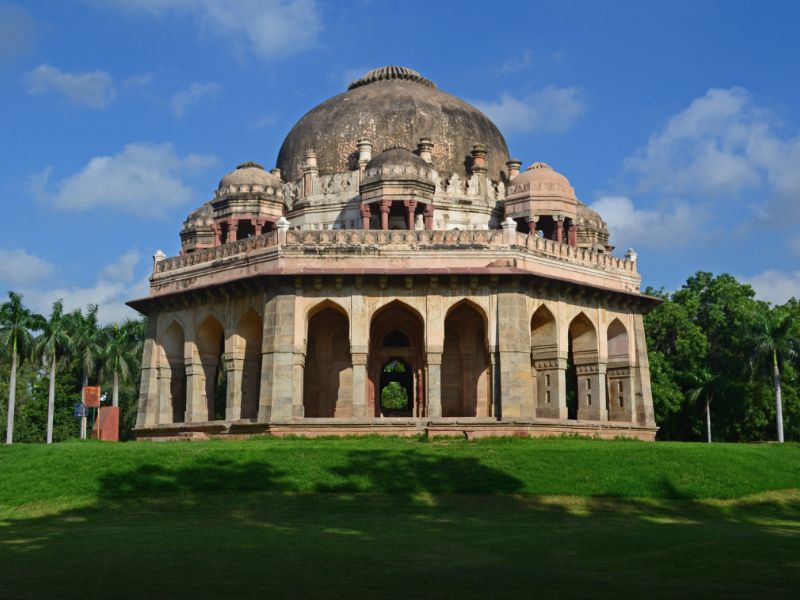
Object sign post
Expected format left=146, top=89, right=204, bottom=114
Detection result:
left=82, top=386, right=101, bottom=441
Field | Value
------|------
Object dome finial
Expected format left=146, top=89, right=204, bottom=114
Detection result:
left=348, top=66, right=436, bottom=90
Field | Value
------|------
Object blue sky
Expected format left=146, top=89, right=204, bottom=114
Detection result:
left=1, top=0, right=799, bottom=322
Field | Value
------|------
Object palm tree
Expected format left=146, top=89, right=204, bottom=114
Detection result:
left=749, top=311, right=799, bottom=443
left=35, top=300, right=72, bottom=444
left=0, top=292, right=44, bottom=444
left=68, top=305, right=103, bottom=401
left=686, top=369, right=725, bottom=443
left=100, top=320, right=140, bottom=407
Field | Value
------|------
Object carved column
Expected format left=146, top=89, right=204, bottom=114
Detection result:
left=357, top=139, right=372, bottom=180
left=506, top=159, right=522, bottom=181
left=426, top=351, right=442, bottom=418
left=423, top=203, right=434, bottom=230
left=527, top=216, right=538, bottom=235
left=258, top=288, right=298, bottom=422
left=302, top=149, right=318, bottom=198
left=497, top=280, right=535, bottom=419
left=212, top=223, right=222, bottom=246
left=351, top=352, right=368, bottom=418
left=555, top=216, right=564, bottom=244
left=417, top=138, right=433, bottom=164
left=225, top=353, right=243, bottom=421
left=607, top=366, right=634, bottom=422
left=533, top=357, right=567, bottom=419
left=254, top=218, right=264, bottom=236
left=360, top=203, right=371, bottom=230
left=576, top=363, right=607, bottom=421
left=184, top=350, right=206, bottom=423
left=568, top=221, right=578, bottom=247
left=227, top=219, right=239, bottom=242
left=405, top=199, right=417, bottom=230
left=380, top=200, right=390, bottom=231
left=136, top=317, right=160, bottom=429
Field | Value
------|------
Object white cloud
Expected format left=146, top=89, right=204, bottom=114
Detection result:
left=100, top=250, right=141, bottom=283
left=473, top=86, right=585, bottom=134
left=26, top=64, right=116, bottom=109
left=35, top=142, right=216, bottom=217
left=624, top=87, right=800, bottom=224
left=0, top=249, right=54, bottom=286
left=122, top=72, right=154, bottom=89
left=0, top=4, right=35, bottom=63
left=170, top=81, right=220, bottom=118
left=589, top=195, right=700, bottom=250
left=16, top=250, right=149, bottom=324
left=742, top=270, right=800, bottom=305
left=499, top=49, right=532, bottom=74
left=100, top=0, right=323, bottom=60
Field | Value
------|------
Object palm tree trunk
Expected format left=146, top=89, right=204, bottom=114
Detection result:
left=773, top=350, right=784, bottom=444
left=706, top=399, right=711, bottom=443
left=112, top=370, right=119, bottom=407
left=46, top=357, right=56, bottom=444
left=5, top=343, right=17, bottom=445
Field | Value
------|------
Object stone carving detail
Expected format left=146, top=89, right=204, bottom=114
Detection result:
left=445, top=173, right=462, bottom=194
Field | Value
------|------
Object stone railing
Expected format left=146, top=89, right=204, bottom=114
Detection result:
left=156, top=228, right=636, bottom=275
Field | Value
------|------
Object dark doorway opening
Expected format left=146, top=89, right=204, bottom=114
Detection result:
left=379, top=359, right=413, bottom=416
left=566, top=334, right=578, bottom=420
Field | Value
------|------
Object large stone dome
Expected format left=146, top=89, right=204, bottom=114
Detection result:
left=276, top=66, right=510, bottom=183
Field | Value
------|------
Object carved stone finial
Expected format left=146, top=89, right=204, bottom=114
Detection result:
left=506, top=159, right=522, bottom=180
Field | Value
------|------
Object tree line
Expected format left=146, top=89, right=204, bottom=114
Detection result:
left=1, top=292, right=143, bottom=444
left=1, top=270, right=798, bottom=444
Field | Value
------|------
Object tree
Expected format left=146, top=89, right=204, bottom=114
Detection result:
left=686, top=369, right=726, bottom=443
left=0, top=292, right=44, bottom=444
left=68, top=305, right=103, bottom=400
left=35, top=300, right=72, bottom=444
left=100, top=320, right=140, bottom=407
left=749, top=310, right=799, bottom=443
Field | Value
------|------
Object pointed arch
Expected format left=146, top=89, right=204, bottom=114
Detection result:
left=368, top=300, right=425, bottom=417
left=606, top=318, right=629, bottom=365
left=304, top=306, right=353, bottom=417
left=530, top=304, right=560, bottom=418
left=161, top=320, right=186, bottom=423
left=568, top=312, right=598, bottom=363
left=236, top=309, right=263, bottom=420
left=197, top=315, right=225, bottom=421
left=442, top=300, right=491, bottom=417
left=606, top=318, right=633, bottom=422
left=531, top=304, right=557, bottom=354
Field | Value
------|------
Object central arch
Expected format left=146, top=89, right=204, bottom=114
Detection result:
left=368, top=301, right=425, bottom=417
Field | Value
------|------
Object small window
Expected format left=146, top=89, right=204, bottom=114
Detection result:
left=617, top=381, right=623, bottom=393
left=586, top=378, right=592, bottom=390
left=619, top=397, right=624, bottom=408
left=587, top=393, right=592, bottom=406
left=545, top=390, right=551, bottom=403
left=545, top=373, right=550, bottom=387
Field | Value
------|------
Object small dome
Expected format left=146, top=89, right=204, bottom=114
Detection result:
left=508, top=162, right=576, bottom=200
left=577, top=201, right=605, bottom=226
left=218, top=161, right=281, bottom=190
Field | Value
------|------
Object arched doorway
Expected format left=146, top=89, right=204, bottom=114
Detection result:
left=568, top=313, right=601, bottom=421
left=606, top=318, right=633, bottom=422
left=197, top=315, right=225, bottom=421
left=236, top=310, right=263, bottom=420
left=441, top=301, right=491, bottom=417
left=304, top=305, right=353, bottom=417
left=368, top=301, right=425, bottom=417
left=531, top=305, right=561, bottom=418
left=162, top=321, right=186, bottom=423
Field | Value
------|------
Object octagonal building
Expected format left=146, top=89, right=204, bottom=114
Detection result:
left=128, top=66, right=659, bottom=440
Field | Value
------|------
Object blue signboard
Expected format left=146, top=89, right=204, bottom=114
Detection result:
left=74, top=403, right=88, bottom=418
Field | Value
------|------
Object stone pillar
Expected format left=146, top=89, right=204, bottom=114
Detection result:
left=157, top=364, right=173, bottom=424
left=292, top=352, right=305, bottom=418
left=357, top=139, right=372, bottom=179
left=257, top=288, right=298, bottom=422
left=568, top=221, right=578, bottom=247
left=254, top=218, right=264, bottom=236
left=225, top=354, right=244, bottom=421
left=276, top=216, right=290, bottom=245
left=506, top=159, right=522, bottom=180
left=497, top=282, right=534, bottom=419
left=632, top=313, right=656, bottom=426
left=607, top=367, right=634, bottom=422
left=533, top=358, right=567, bottom=419
left=212, top=223, right=222, bottom=246
left=184, top=350, right=206, bottom=423
left=360, top=204, right=371, bottom=230
left=527, top=216, right=538, bottom=235
left=405, top=199, right=417, bottom=230
left=423, top=203, right=434, bottom=230
left=470, top=144, right=488, bottom=175
left=426, top=352, right=442, bottom=418
left=227, top=219, right=239, bottom=242
left=555, top=216, right=564, bottom=244
left=302, top=149, right=318, bottom=198
left=417, top=138, right=433, bottom=164
left=135, top=318, right=160, bottom=429
left=380, top=200, right=390, bottom=231
left=351, top=352, right=368, bottom=418
left=576, top=363, right=607, bottom=421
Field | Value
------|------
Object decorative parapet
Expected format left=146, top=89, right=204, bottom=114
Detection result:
left=155, top=228, right=637, bottom=277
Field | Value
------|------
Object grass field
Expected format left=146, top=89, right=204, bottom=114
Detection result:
left=1, top=437, right=799, bottom=599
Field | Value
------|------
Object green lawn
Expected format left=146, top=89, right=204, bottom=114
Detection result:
left=1, top=437, right=799, bottom=599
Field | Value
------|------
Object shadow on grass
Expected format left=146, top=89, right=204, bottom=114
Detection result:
left=1, top=449, right=799, bottom=599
